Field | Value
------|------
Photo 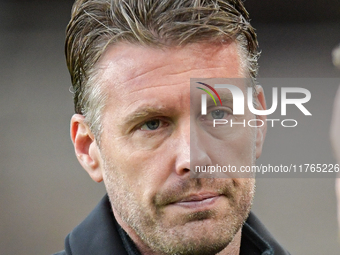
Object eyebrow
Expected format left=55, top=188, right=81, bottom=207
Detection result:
left=121, top=106, right=168, bottom=128
left=205, top=91, right=234, bottom=106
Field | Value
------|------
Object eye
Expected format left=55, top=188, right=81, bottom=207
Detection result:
left=200, top=107, right=232, bottom=122
left=210, top=109, right=225, bottom=119
left=140, top=119, right=162, bottom=131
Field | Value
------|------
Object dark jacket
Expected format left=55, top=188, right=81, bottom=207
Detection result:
left=54, top=195, right=291, bottom=255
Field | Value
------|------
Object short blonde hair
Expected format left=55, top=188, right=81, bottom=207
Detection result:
left=65, top=0, right=260, bottom=140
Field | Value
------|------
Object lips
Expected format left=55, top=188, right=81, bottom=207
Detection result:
left=178, top=193, right=219, bottom=203
left=170, top=192, right=221, bottom=209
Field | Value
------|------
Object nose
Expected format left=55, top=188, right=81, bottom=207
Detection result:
left=174, top=119, right=212, bottom=176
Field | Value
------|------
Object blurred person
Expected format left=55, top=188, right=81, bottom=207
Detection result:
left=331, top=45, right=340, bottom=230
left=54, top=0, right=290, bottom=254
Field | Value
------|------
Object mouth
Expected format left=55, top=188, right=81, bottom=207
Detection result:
left=170, top=193, right=222, bottom=209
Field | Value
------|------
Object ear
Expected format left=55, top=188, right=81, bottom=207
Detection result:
left=70, top=114, right=103, bottom=183
left=254, top=85, right=267, bottom=159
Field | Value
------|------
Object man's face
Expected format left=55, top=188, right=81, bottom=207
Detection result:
left=94, top=42, right=264, bottom=254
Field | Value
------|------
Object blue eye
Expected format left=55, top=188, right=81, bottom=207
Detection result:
left=211, top=110, right=225, bottom=119
left=141, top=119, right=160, bottom=130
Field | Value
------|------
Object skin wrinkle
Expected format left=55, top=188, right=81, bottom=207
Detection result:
left=108, top=62, right=174, bottom=86
left=97, top=46, right=174, bottom=86
left=166, top=66, right=230, bottom=77
left=97, top=43, right=242, bottom=94
left=110, top=66, right=234, bottom=95
left=124, top=82, right=188, bottom=95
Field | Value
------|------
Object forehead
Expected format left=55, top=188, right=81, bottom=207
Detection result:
left=95, top=42, right=243, bottom=95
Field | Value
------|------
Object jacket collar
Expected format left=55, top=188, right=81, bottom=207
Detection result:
left=65, top=194, right=128, bottom=255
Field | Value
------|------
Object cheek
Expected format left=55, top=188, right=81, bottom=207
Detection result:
left=102, top=143, right=173, bottom=204
left=237, top=178, right=256, bottom=208
left=210, top=127, right=256, bottom=163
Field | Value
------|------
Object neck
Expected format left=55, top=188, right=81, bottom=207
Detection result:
left=216, top=229, right=242, bottom=255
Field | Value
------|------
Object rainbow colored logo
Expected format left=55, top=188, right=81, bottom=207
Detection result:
left=196, top=82, right=222, bottom=106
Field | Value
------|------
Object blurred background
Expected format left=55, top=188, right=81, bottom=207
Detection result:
left=0, top=0, right=340, bottom=254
